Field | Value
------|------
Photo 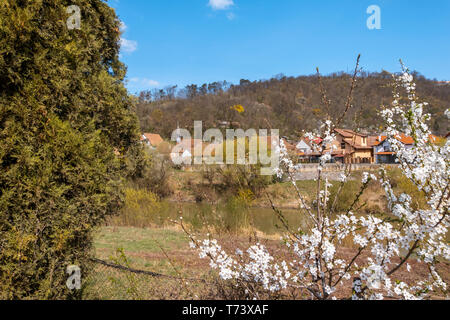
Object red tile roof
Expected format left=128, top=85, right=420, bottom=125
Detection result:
left=376, top=151, right=395, bottom=155
left=372, top=134, right=414, bottom=146
left=395, top=134, right=414, bottom=145
left=335, top=128, right=367, bottom=138
left=142, top=133, right=164, bottom=147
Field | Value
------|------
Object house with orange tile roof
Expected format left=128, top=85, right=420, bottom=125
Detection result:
left=371, top=134, right=414, bottom=164
left=141, top=133, right=164, bottom=149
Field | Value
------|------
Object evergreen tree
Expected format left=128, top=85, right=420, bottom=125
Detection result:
left=0, top=0, right=143, bottom=299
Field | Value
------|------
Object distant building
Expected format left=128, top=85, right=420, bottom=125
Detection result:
left=296, top=139, right=312, bottom=154
left=372, top=134, right=414, bottom=164
left=436, top=81, right=450, bottom=86
left=296, top=137, right=323, bottom=163
left=170, top=138, right=212, bottom=165
left=333, top=129, right=374, bottom=164
left=141, top=133, right=164, bottom=149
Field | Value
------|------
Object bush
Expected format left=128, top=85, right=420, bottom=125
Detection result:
left=110, top=188, right=167, bottom=228
left=129, top=150, right=174, bottom=199
left=202, top=164, right=272, bottom=198
left=0, top=1, right=141, bottom=299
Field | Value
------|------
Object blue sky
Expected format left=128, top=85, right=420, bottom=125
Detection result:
left=110, top=0, right=450, bottom=94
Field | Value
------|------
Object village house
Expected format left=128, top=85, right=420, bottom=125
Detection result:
left=295, top=137, right=323, bottom=163
left=294, top=130, right=444, bottom=165
left=170, top=138, right=215, bottom=165
left=372, top=134, right=414, bottom=164
left=296, top=139, right=313, bottom=154
left=280, top=138, right=297, bottom=154
left=372, top=134, right=443, bottom=164
left=333, top=129, right=374, bottom=164
left=170, top=138, right=201, bottom=162
left=141, top=133, right=164, bottom=149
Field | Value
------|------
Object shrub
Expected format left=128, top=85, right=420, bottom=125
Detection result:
left=0, top=1, right=141, bottom=299
left=130, top=150, right=174, bottom=199
left=202, top=164, right=272, bottom=197
left=111, top=188, right=164, bottom=228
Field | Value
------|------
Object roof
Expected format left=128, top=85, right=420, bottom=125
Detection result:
left=281, top=138, right=296, bottom=151
left=376, top=151, right=395, bottom=155
left=302, top=137, right=323, bottom=145
left=428, top=134, right=445, bottom=144
left=372, top=134, right=414, bottom=146
left=142, top=133, right=164, bottom=147
left=395, top=134, right=414, bottom=145
left=335, top=128, right=367, bottom=138
left=372, top=136, right=387, bottom=146
left=368, top=136, right=380, bottom=147
left=342, top=138, right=372, bottom=150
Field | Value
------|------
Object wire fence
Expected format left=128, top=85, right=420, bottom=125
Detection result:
left=81, top=258, right=208, bottom=300
left=79, top=258, right=414, bottom=300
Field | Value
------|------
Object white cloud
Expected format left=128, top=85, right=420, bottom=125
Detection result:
left=208, top=0, right=234, bottom=10
left=226, top=12, right=235, bottom=20
left=120, top=38, right=137, bottom=53
left=142, top=79, right=160, bottom=87
left=129, top=78, right=160, bottom=88
left=119, top=21, right=127, bottom=32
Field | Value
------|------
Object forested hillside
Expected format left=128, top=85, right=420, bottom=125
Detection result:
left=136, top=71, right=450, bottom=138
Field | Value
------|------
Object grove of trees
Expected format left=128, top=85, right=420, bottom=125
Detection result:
left=137, top=71, right=450, bottom=139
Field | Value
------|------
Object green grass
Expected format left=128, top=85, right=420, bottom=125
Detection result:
left=94, top=226, right=189, bottom=266
left=84, top=226, right=202, bottom=300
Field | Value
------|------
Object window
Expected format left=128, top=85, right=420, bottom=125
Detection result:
left=341, top=143, right=346, bottom=150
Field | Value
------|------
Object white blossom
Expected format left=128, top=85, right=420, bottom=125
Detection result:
left=190, top=67, right=448, bottom=300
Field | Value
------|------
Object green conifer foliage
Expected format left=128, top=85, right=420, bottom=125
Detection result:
left=0, top=0, right=142, bottom=299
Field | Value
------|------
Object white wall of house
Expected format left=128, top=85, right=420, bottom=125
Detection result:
left=296, top=140, right=312, bottom=153
left=376, top=139, right=413, bottom=153
left=376, top=140, right=391, bottom=153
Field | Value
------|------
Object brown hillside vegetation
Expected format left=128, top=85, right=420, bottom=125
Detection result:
left=136, top=71, right=450, bottom=139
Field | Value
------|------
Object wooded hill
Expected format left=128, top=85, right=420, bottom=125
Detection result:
left=136, top=71, right=450, bottom=139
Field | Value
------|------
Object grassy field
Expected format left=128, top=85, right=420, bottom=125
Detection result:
left=94, top=226, right=189, bottom=270
left=84, top=226, right=207, bottom=300
left=85, top=224, right=449, bottom=300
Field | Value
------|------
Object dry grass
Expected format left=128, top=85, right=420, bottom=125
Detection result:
left=87, top=225, right=449, bottom=300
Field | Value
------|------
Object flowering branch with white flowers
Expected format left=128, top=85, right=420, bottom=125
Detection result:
left=186, top=61, right=449, bottom=300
